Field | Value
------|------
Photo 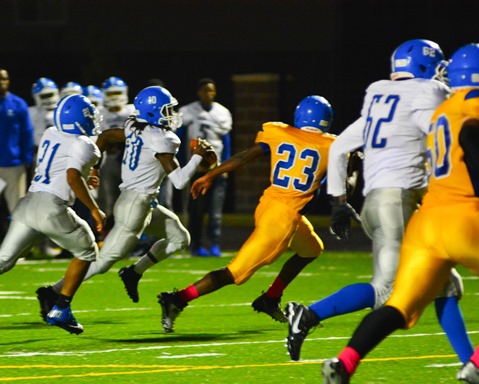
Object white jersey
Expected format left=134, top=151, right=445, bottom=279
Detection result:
left=328, top=78, right=449, bottom=196
left=100, top=104, right=136, bottom=131
left=29, top=127, right=101, bottom=204
left=119, top=120, right=181, bottom=195
left=28, top=106, right=55, bottom=147
left=180, top=101, right=232, bottom=159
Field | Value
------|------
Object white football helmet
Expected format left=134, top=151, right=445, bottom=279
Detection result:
left=60, top=81, right=83, bottom=99
left=101, top=76, right=128, bottom=108
left=32, top=77, right=60, bottom=110
left=83, top=85, right=104, bottom=107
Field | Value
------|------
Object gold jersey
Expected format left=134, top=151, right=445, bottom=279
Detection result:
left=255, top=122, right=335, bottom=212
left=424, top=88, right=479, bottom=206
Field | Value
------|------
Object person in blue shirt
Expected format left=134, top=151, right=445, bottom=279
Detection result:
left=0, top=68, right=34, bottom=232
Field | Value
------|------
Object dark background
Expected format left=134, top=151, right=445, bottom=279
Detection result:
left=2, top=0, right=478, bottom=213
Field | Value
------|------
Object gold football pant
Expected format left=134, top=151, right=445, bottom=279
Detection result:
left=228, top=197, right=323, bottom=284
left=387, top=202, right=479, bottom=328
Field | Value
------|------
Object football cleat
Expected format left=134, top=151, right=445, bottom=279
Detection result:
left=458, top=361, right=479, bottom=383
left=209, top=245, right=222, bottom=257
left=118, top=265, right=142, bottom=303
left=36, top=285, right=59, bottom=321
left=157, top=291, right=188, bottom=333
left=322, top=358, right=350, bottom=384
left=191, top=246, right=209, bottom=257
left=286, top=302, right=320, bottom=361
left=46, top=305, right=84, bottom=335
left=252, top=292, right=287, bottom=323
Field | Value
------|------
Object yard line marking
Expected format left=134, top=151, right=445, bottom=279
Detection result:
left=0, top=355, right=461, bottom=382
left=426, top=362, right=462, bottom=367
left=156, top=353, right=224, bottom=359
left=2, top=331, right=478, bottom=358
left=0, top=296, right=37, bottom=300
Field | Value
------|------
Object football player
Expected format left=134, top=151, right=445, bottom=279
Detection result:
left=286, top=39, right=474, bottom=367
left=0, top=94, right=106, bottom=335
left=157, top=95, right=335, bottom=333
left=320, top=43, right=479, bottom=383
left=178, top=78, right=233, bottom=257
left=37, top=86, right=215, bottom=308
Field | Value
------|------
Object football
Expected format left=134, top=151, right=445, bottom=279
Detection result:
left=189, top=138, right=218, bottom=171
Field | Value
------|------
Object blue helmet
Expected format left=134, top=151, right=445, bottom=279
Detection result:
left=134, top=86, right=183, bottom=129
left=60, top=81, right=83, bottom=98
left=83, top=85, right=104, bottom=107
left=448, top=43, right=479, bottom=89
left=101, top=76, right=128, bottom=108
left=390, top=39, right=445, bottom=80
left=294, top=95, right=333, bottom=132
left=32, top=77, right=60, bottom=109
left=54, top=94, right=102, bottom=136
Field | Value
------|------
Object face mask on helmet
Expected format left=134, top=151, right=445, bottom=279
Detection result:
left=390, top=39, right=445, bottom=80
left=101, top=76, right=128, bottom=108
left=60, top=82, right=83, bottom=99
left=54, top=94, right=103, bottom=136
left=32, top=77, right=60, bottom=109
left=448, top=43, right=479, bottom=90
left=134, top=86, right=183, bottom=130
left=294, top=95, right=333, bottom=132
left=83, top=85, right=104, bottom=107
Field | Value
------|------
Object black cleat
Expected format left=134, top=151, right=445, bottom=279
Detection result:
left=36, top=286, right=59, bottom=322
left=118, top=265, right=142, bottom=303
left=157, top=291, right=188, bottom=333
left=252, top=292, right=287, bottom=323
left=285, top=302, right=320, bottom=361
left=322, top=358, right=350, bottom=384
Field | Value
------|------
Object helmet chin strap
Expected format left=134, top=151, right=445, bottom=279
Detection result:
left=74, top=122, right=88, bottom=136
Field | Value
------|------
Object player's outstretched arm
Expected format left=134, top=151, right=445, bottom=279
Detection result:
left=191, top=143, right=264, bottom=199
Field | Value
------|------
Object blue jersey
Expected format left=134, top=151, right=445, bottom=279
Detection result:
left=0, top=92, right=34, bottom=166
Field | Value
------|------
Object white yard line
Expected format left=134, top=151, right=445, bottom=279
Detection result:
left=2, top=331, right=478, bottom=358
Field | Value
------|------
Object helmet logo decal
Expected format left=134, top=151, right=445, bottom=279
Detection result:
left=422, top=47, right=437, bottom=57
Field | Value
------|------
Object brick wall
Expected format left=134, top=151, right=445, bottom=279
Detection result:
left=231, top=74, right=280, bottom=213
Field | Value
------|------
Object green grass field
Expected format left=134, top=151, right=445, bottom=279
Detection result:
left=1, top=250, right=478, bottom=383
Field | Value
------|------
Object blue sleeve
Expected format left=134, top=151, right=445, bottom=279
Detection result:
left=221, top=133, right=231, bottom=161
left=258, top=141, right=270, bottom=154
left=19, top=100, right=34, bottom=165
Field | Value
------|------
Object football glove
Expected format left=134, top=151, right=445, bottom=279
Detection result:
left=190, top=138, right=218, bottom=171
left=329, top=195, right=361, bottom=240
